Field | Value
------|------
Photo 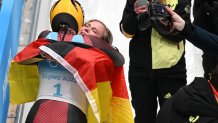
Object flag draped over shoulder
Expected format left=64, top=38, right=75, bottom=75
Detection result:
left=8, top=34, right=134, bottom=123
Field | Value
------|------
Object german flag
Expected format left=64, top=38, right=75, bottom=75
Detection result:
left=8, top=35, right=134, bottom=123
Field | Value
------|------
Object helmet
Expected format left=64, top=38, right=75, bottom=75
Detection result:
left=50, top=0, right=84, bottom=33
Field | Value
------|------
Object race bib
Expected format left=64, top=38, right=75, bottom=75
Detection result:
left=37, top=60, right=87, bottom=114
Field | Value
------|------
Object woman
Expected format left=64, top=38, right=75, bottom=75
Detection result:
left=119, top=0, right=191, bottom=122
left=156, top=7, right=218, bottom=123
left=9, top=0, right=133, bottom=123
left=78, top=19, right=113, bottom=45
left=26, top=20, right=113, bottom=123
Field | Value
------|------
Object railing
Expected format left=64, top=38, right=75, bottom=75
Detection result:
left=0, top=0, right=25, bottom=123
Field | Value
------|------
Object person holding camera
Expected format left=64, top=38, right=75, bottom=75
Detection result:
left=119, top=0, right=191, bottom=123
left=166, top=6, right=218, bottom=55
left=156, top=7, right=218, bottom=123
left=156, top=64, right=218, bottom=123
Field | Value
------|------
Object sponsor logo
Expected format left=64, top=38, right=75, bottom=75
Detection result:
left=189, top=115, right=199, bottom=123
left=164, top=93, right=172, bottom=99
left=184, top=5, right=191, bottom=14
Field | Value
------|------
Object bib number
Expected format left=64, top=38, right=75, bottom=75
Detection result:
left=53, top=83, right=62, bottom=97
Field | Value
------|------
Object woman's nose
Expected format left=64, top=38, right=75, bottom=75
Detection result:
left=84, top=27, right=90, bottom=33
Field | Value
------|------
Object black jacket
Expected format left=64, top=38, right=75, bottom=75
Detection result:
left=156, top=77, right=218, bottom=123
left=120, top=0, right=191, bottom=77
left=184, top=24, right=218, bottom=55
left=193, top=0, right=218, bottom=79
left=193, top=0, right=218, bottom=35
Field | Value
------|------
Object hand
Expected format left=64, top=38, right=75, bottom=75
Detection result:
left=165, top=6, right=185, bottom=31
left=134, top=0, right=149, bottom=14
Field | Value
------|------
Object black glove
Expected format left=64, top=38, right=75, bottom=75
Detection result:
left=148, top=2, right=171, bottom=21
left=137, top=12, right=151, bottom=31
left=148, top=2, right=174, bottom=35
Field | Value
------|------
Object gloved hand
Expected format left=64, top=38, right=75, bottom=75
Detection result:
left=136, top=1, right=172, bottom=32
left=148, top=2, right=174, bottom=35
left=137, top=12, right=151, bottom=31
left=148, top=2, right=171, bottom=21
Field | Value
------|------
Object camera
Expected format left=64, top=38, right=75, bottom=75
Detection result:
left=147, top=1, right=174, bottom=34
left=136, top=0, right=173, bottom=33
left=148, top=1, right=171, bottom=21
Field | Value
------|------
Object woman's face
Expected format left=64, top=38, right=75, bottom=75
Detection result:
left=78, top=21, right=105, bottom=38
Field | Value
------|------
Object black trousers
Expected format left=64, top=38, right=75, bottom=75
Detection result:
left=129, top=73, right=186, bottom=123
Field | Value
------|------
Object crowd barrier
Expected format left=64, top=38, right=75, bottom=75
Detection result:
left=0, top=0, right=25, bottom=122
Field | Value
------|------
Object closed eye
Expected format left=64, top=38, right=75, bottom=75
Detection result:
left=92, top=28, right=98, bottom=34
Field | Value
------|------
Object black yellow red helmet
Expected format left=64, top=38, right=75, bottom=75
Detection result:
left=50, top=0, right=84, bottom=33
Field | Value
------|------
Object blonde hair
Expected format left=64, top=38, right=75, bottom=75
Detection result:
left=84, top=19, right=113, bottom=45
